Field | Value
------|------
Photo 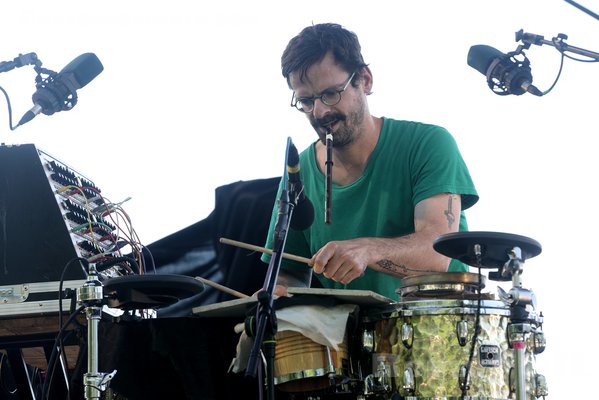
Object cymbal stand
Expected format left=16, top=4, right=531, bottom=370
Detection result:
left=77, top=264, right=116, bottom=400
left=496, top=246, right=537, bottom=400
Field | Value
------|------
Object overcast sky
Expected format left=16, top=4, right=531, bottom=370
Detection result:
left=2, top=1, right=599, bottom=398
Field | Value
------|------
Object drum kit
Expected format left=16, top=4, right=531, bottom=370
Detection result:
left=260, top=231, right=548, bottom=400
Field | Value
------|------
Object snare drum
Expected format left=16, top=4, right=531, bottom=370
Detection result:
left=273, top=330, right=350, bottom=393
left=363, top=298, right=542, bottom=399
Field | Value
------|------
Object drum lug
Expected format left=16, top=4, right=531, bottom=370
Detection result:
left=375, top=356, right=393, bottom=392
left=533, top=330, right=546, bottom=354
left=401, top=322, right=413, bottom=349
left=402, top=366, right=415, bottom=395
left=363, top=353, right=395, bottom=396
left=535, top=373, right=549, bottom=397
left=458, top=364, right=471, bottom=391
left=509, top=366, right=516, bottom=395
left=362, top=329, right=374, bottom=353
left=456, top=320, right=469, bottom=346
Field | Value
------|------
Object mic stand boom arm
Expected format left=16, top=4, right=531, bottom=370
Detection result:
left=515, top=29, right=599, bottom=61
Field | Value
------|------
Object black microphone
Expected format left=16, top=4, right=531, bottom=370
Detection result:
left=18, top=53, right=104, bottom=127
left=467, top=44, right=543, bottom=96
left=287, top=141, right=315, bottom=231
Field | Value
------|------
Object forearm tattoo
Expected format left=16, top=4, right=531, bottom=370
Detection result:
left=377, top=259, right=409, bottom=276
left=444, top=195, right=456, bottom=229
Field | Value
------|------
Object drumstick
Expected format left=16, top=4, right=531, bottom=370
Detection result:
left=219, top=237, right=313, bottom=267
left=194, top=276, right=249, bottom=299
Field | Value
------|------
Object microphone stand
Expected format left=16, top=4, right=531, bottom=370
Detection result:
left=325, top=128, right=333, bottom=224
left=245, top=141, right=297, bottom=400
left=515, top=29, right=599, bottom=61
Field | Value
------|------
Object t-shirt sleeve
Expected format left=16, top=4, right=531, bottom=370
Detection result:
left=410, top=125, right=479, bottom=210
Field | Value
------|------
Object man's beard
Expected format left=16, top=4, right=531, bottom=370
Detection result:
left=311, top=97, right=366, bottom=148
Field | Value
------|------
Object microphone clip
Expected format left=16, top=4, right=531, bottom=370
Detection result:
left=486, top=50, right=533, bottom=96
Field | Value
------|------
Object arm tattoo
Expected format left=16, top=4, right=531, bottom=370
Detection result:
left=377, top=259, right=409, bottom=276
left=444, top=195, right=456, bottom=229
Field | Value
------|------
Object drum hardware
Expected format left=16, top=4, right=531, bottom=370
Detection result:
left=76, top=264, right=117, bottom=400
left=458, top=364, right=470, bottom=391
left=401, top=366, right=415, bottom=395
left=433, top=231, right=547, bottom=400
left=535, top=373, right=549, bottom=397
left=400, top=322, right=413, bottom=349
left=456, top=319, right=469, bottom=346
left=362, top=330, right=374, bottom=353
left=77, top=269, right=204, bottom=399
left=363, top=353, right=395, bottom=396
left=397, top=272, right=488, bottom=299
left=533, top=330, right=546, bottom=354
left=374, top=357, right=392, bottom=392
left=502, top=246, right=542, bottom=400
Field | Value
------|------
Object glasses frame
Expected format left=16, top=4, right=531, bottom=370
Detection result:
left=291, top=71, right=356, bottom=113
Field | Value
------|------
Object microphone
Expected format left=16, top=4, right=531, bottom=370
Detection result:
left=18, top=53, right=104, bottom=127
left=467, top=44, right=543, bottom=96
left=287, top=140, right=315, bottom=231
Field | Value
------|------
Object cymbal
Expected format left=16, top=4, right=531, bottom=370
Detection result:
left=103, top=274, right=205, bottom=310
left=433, top=231, right=542, bottom=268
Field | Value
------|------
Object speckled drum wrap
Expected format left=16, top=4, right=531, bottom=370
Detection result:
left=370, top=299, right=539, bottom=399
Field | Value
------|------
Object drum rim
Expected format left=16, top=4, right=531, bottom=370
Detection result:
left=363, top=299, right=512, bottom=321
left=399, top=272, right=486, bottom=289
left=274, top=367, right=348, bottom=385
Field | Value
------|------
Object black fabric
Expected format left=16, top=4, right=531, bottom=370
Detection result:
left=210, top=177, right=280, bottom=301
left=97, top=317, right=261, bottom=400
left=145, top=177, right=280, bottom=316
left=84, top=178, right=283, bottom=399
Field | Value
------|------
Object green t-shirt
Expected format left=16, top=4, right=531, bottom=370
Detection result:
left=262, top=117, right=478, bottom=300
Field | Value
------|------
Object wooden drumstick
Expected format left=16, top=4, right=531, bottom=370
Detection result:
left=219, top=237, right=313, bottom=267
left=194, top=276, right=249, bottom=299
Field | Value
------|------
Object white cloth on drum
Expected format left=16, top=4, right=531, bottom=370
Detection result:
left=230, top=303, right=357, bottom=373
left=276, top=303, right=358, bottom=350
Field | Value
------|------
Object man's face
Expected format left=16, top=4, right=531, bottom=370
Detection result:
left=289, top=53, right=366, bottom=147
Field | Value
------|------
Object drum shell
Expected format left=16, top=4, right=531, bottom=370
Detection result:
left=273, top=330, right=350, bottom=393
left=364, top=299, right=541, bottom=399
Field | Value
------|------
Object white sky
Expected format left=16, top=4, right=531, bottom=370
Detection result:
left=2, top=1, right=598, bottom=398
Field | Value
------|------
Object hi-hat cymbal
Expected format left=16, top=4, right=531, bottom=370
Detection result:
left=433, top=231, right=542, bottom=268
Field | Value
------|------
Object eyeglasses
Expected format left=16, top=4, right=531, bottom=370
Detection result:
left=291, top=71, right=356, bottom=113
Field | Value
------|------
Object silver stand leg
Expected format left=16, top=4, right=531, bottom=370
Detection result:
left=509, top=323, right=531, bottom=400
left=499, top=247, right=538, bottom=400
left=77, top=264, right=117, bottom=400
left=515, top=340, right=527, bottom=400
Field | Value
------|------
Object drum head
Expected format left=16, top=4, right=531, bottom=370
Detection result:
left=397, top=272, right=487, bottom=299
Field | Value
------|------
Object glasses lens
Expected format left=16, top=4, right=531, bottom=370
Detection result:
left=321, top=91, right=341, bottom=107
left=297, top=99, right=314, bottom=113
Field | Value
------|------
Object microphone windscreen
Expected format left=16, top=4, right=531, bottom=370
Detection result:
left=290, top=197, right=314, bottom=231
left=59, top=53, right=104, bottom=88
left=467, top=45, right=504, bottom=75
left=287, top=142, right=300, bottom=173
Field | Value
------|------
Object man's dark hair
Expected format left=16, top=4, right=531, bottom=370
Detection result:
left=281, top=23, right=368, bottom=87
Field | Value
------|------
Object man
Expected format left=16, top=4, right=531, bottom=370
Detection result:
left=261, top=23, right=478, bottom=300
